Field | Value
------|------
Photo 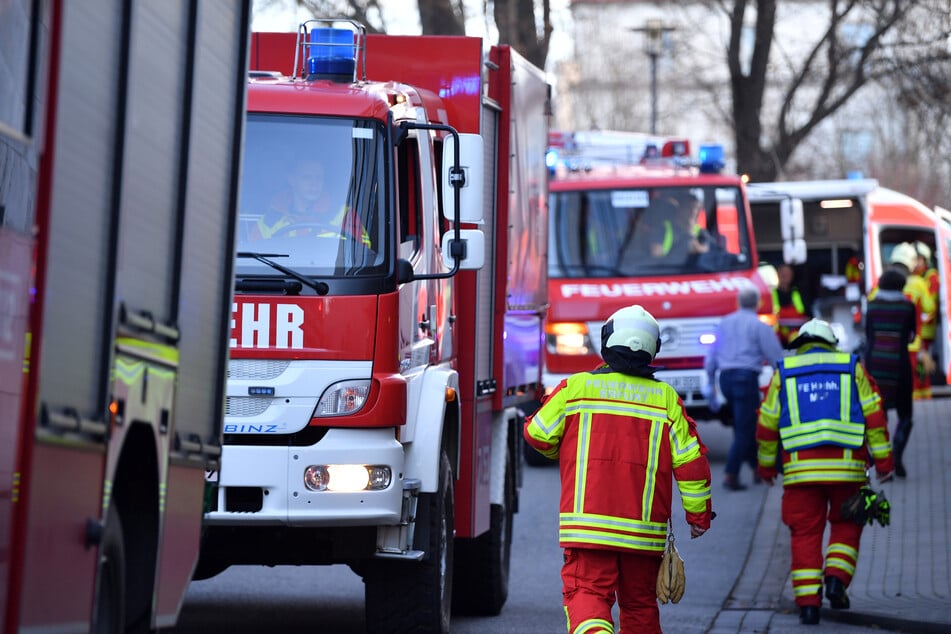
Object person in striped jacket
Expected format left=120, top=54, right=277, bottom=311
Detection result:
left=756, top=319, right=894, bottom=626
left=524, top=305, right=714, bottom=634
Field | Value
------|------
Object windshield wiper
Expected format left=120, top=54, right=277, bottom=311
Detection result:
left=236, top=252, right=329, bottom=295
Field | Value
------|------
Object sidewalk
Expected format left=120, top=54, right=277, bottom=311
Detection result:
left=735, top=395, right=951, bottom=632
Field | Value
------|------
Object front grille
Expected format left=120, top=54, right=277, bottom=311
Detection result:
left=226, top=396, right=272, bottom=417
left=228, top=359, right=290, bottom=380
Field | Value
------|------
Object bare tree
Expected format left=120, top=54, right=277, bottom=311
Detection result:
left=269, top=0, right=552, bottom=67
left=719, top=0, right=951, bottom=183
left=493, top=0, right=553, bottom=68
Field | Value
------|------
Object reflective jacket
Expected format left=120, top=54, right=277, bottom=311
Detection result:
left=757, top=343, right=893, bottom=486
left=772, top=286, right=807, bottom=345
left=524, top=365, right=713, bottom=554
left=922, top=268, right=940, bottom=342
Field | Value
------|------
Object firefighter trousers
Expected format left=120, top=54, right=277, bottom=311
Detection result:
left=561, top=547, right=662, bottom=634
left=782, top=483, right=863, bottom=607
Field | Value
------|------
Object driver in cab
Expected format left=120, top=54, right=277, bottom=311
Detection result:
left=252, top=158, right=370, bottom=247
left=648, top=191, right=710, bottom=260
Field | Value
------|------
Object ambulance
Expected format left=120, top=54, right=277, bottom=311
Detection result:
left=747, top=178, right=951, bottom=387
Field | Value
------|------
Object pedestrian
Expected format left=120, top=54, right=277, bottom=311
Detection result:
left=524, top=305, right=714, bottom=634
left=772, top=264, right=808, bottom=347
left=756, top=319, right=894, bottom=626
left=864, top=269, right=917, bottom=478
left=704, top=285, right=784, bottom=491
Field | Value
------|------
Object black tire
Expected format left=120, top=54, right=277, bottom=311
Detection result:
left=452, top=445, right=515, bottom=615
left=364, top=448, right=454, bottom=633
left=92, top=505, right=126, bottom=634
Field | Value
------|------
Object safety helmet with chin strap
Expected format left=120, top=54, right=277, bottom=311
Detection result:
left=787, top=318, right=838, bottom=349
left=889, top=242, right=918, bottom=272
left=914, top=241, right=932, bottom=263
left=601, top=305, right=662, bottom=361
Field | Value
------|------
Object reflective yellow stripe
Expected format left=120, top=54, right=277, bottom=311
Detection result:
left=566, top=399, right=667, bottom=422
left=574, top=414, right=591, bottom=513
left=573, top=618, right=614, bottom=634
left=784, top=375, right=800, bottom=423
left=116, top=336, right=179, bottom=363
left=641, top=420, right=662, bottom=519
left=559, top=529, right=666, bottom=551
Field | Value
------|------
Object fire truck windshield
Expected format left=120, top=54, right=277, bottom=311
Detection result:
left=235, top=113, right=387, bottom=278
left=549, top=185, right=752, bottom=278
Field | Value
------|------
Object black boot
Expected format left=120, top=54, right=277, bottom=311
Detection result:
left=799, top=606, right=820, bottom=625
left=893, top=418, right=913, bottom=478
left=825, top=575, right=850, bottom=610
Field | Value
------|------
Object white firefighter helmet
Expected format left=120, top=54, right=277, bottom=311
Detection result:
left=791, top=318, right=838, bottom=347
left=601, top=305, right=661, bottom=359
left=889, top=242, right=918, bottom=271
left=915, top=241, right=932, bottom=263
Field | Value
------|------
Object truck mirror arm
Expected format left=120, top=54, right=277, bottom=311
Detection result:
left=398, top=120, right=463, bottom=281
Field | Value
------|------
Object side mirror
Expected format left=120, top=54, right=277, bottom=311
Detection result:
left=780, top=197, right=806, bottom=264
left=442, top=133, right=484, bottom=224
left=441, top=229, right=485, bottom=270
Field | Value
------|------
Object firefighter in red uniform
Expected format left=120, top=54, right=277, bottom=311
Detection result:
left=524, top=305, right=714, bottom=634
left=772, top=264, right=808, bottom=346
left=756, top=319, right=894, bottom=626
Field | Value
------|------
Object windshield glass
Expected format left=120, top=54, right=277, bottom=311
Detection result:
left=549, top=185, right=752, bottom=278
left=235, top=114, right=387, bottom=277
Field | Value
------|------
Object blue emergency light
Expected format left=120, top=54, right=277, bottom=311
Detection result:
left=307, top=28, right=356, bottom=81
left=698, top=144, right=725, bottom=173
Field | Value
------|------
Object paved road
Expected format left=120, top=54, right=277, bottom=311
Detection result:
left=173, top=419, right=884, bottom=633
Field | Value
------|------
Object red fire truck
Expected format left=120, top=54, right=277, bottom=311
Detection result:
left=0, top=1, right=249, bottom=632
left=542, top=131, right=774, bottom=423
left=196, top=21, right=550, bottom=632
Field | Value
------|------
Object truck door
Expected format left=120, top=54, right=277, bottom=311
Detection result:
left=933, top=207, right=951, bottom=384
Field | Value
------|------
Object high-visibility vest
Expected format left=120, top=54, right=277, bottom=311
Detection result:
left=772, top=287, right=807, bottom=342
left=776, top=351, right=866, bottom=451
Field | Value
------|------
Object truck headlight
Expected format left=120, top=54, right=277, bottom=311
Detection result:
left=303, top=464, right=391, bottom=492
left=545, top=322, right=593, bottom=355
left=315, top=379, right=371, bottom=416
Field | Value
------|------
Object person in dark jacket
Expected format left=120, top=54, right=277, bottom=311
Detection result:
left=864, top=268, right=917, bottom=477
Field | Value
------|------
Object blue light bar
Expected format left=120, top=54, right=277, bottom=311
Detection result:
left=307, top=28, right=356, bottom=81
left=698, top=144, right=725, bottom=174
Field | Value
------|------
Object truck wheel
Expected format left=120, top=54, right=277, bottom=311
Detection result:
left=92, top=505, right=126, bottom=634
left=452, top=444, right=514, bottom=615
left=364, top=448, right=454, bottom=633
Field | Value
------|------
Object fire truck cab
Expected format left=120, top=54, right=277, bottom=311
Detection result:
left=543, top=131, right=774, bottom=425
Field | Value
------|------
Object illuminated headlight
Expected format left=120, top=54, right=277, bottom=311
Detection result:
left=699, top=333, right=716, bottom=345
left=545, top=322, right=593, bottom=355
left=303, top=464, right=391, bottom=492
left=315, top=379, right=371, bottom=416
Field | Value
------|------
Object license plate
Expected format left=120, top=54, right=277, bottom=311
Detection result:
left=665, top=375, right=702, bottom=394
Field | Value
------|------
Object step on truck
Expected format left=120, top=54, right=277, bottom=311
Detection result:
left=0, top=0, right=250, bottom=631
left=197, top=20, right=551, bottom=632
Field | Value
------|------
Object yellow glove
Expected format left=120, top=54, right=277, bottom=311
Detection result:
left=656, top=536, right=686, bottom=604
